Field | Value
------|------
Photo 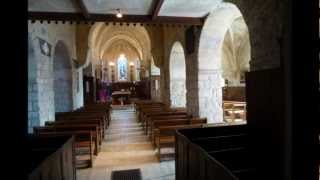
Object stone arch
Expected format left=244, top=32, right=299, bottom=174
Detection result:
left=221, top=16, right=251, bottom=86
left=100, top=35, right=143, bottom=61
left=53, top=41, right=73, bottom=112
left=198, top=2, right=251, bottom=123
left=101, top=39, right=142, bottom=81
left=87, top=23, right=152, bottom=77
left=169, top=41, right=187, bottom=108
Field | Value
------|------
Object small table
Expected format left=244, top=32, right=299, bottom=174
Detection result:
left=112, top=91, right=131, bottom=105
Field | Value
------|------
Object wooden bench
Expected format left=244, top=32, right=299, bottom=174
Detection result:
left=144, top=114, right=191, bottom=135
left=45, top=119, right=104, bottom=144
left=58, top=114, right=107, bottom=130
left=209, top=147, right=256, bottom=178
left=175, top=124, right=256, bottom=180
left=28, top=134, right=76, bottom=179
left=74, top=108, right=111, bottom=125
left=154, top=124, right=204, bottom=161
left=151, top=118, right=207, bottom=145
left=57, top=112, right=109, bottom=129
left=34, top=124, right=100, bottom=155
left=34, top=131, right=95, bottom=168
left=148, top=115, right=190, bottom=136
left=145, top=112, right=189, bottom=135
left=137, top=106, right=166, bottom=122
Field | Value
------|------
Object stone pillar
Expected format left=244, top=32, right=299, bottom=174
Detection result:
left=185, top=26, right=201, bottom=117
left=161, top=66, right=171, bottom=106
left=198, top=69, right=224, bottom=123
left=226, top=0, right=283, bottom=71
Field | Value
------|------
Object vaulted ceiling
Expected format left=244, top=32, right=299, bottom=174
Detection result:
left=28, top=0, right=222, bottom=25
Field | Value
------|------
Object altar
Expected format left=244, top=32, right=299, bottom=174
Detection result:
left=111, top=90, right=131, bottom=105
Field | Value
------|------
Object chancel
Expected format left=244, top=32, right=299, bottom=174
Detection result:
left=26, top=0, right=319, bottom=180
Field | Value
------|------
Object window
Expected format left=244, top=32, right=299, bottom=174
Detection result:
left=117, top=54, right=128, bottom=81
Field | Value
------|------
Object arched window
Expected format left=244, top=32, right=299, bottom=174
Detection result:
left=117, top=54, right=128, bottom=81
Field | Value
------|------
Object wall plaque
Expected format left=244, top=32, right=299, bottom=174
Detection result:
left=38, top=38, right=51, bottom=57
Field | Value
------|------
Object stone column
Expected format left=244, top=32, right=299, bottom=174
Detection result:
left=198, top=69, right=224, bottom=123
left=185, top=26, right=201, bottom=117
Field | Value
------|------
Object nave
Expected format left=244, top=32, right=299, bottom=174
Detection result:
left=26, top=0, right=319, bottom=179
left=77, top=105, right=175, bottom=180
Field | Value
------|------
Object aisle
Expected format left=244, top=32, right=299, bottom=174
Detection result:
left=77, top=105, right=175, bottom=180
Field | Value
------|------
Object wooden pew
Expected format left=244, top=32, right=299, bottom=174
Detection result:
left=151, top=118, right=207, bottom=145
left=190, top=133, right=253, bottom=178
left=28, top=134, right=76, bottom=179
left=140, top=107, right=186, bottom=123
left=145, top=112, right=189, bottom=135
left=175, top=124, right=255, bottom=180
left=223, top=101, right=246, bottom=123
left=34, top=124, right=100, bottom=155
left=134, top=101, right=164, bottom=113
left=75, top=108, right=111, bottom=125
left=154, top=124, right=204, bottom=161
left=34, top=131, right=95, bottom=168
left=148, top=115, right=190, bottom=136
left=191, top=133, right=248, bottom=152
left=45, top=119, right=104, bottom=144
left=137, top=106, right=166, bottom=122
left=135, top=101, right=166, bottom=115
left=59, top=102, right=110, bottom=126
left=209, top=148, right=256, bottom=178
left=57, top=112, right=109, bottom=129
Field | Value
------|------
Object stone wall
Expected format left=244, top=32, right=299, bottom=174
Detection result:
left=28, top=34, right=40, bottom=133
left=28, top=21, right=84, bottom=133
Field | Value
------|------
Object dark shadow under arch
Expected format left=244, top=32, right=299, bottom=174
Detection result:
left=53, top=41, right=73, bottom=112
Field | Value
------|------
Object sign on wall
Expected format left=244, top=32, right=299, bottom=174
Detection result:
left=38, top=38, right=52, bottom=57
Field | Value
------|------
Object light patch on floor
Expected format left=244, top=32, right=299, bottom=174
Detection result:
left=77, top=105, right=175, bottom=180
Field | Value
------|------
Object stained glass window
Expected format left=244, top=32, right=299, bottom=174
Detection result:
left=117, top=54, right=128, bottom=81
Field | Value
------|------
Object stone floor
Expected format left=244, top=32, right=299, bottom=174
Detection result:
left=77, top=105, right=175, bottom=180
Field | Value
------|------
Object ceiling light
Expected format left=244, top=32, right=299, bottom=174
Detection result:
left=116, top=9, right=123, bottom=18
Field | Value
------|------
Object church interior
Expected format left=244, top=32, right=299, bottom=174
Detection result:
left=26, top=0, right=319, bottom=180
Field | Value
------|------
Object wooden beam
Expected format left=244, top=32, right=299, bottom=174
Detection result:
left=28, top=12, right=204, bottom=25
left=151, top=0, right=164, bottom=20
left=77, top=0, right=90, bottom=19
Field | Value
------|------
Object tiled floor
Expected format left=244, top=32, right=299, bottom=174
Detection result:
left=77, top=105, right=175, bottom=180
